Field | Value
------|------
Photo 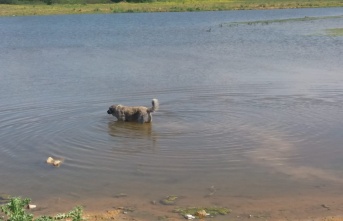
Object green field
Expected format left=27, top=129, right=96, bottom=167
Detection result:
left=0, top=0, right=342, bottom=16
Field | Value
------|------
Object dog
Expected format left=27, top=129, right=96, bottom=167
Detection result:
left=107, top=99, right=159, bottom=123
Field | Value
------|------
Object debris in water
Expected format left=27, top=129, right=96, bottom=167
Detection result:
left=205, top=185, right=217, bottom=197
left=113, top=193, right=127, bottom=198
left=46, top=157, right=62, bottom=167
left=46, top=157, right=54, bottom=164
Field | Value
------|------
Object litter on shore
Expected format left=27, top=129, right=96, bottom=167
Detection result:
left=27, top=204, right=37, bottom=209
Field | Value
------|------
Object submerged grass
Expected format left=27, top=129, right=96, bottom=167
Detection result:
left=0, top=0, right=343, bottom=16
left=225, top=15, right=343, bottom=27
left=326, top=28, right=343, bottom=36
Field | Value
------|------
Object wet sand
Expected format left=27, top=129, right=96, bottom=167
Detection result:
left=28, top=191, right=343, bottom=221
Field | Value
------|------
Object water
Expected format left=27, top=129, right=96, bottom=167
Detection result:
left=0, top=8, right=343, bottom=218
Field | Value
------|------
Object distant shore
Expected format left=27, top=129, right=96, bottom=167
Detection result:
left=0, top=0, right=343, bottom=16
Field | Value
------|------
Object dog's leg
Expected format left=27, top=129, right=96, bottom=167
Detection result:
left=138, top=113, right=152, bottom=123
left=147, top=113, right=152, bottom=123
left=118, top=110, right=126, bottom=121
left=138, top=114, right=145, bottom=124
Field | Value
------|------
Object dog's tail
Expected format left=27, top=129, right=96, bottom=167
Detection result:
left=148, top=98, right=159, bottom=113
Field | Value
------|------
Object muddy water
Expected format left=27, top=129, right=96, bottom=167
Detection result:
left=0, top=8, right=343, bottom=219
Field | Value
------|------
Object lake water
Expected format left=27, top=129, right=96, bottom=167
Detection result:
left=0, top=8, right=343, bottom=219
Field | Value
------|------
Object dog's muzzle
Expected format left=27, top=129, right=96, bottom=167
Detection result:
left=107, top=109, right=112, bottom=114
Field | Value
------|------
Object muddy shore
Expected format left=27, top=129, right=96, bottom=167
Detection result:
left=23, top=193, right=343, bottom=221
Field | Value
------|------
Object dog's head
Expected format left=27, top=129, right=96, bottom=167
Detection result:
left=107, top=105, right=120, bottom=115
left=107, top=105, right=125, bottom=120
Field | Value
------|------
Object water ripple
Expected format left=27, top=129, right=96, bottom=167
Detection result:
left=1, top=9, right=343, bottom=200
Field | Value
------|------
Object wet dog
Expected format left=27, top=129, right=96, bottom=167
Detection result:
left=107, top=99, right=159, bottom=123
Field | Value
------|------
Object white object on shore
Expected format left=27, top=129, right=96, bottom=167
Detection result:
left=27, top=204, right=37, bottom=209
left=184, top=214, right=195, bottom=220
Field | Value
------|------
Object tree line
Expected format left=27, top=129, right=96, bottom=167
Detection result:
left=0, top=0, right=154, bottom=4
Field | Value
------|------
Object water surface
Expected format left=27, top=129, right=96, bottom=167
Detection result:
left=0, top=8, right=343, bottom=218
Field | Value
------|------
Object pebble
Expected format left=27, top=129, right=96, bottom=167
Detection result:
left=321, top=204, right=330, bottom=210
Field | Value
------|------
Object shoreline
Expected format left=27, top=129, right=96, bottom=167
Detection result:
left=3, top=191, right=343, bottom=220
left=0, top=1, right=343, bottom=16
left=27, top=193, right=343, bottom=221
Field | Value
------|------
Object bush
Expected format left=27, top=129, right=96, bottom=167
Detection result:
left=0, top=197, right=33, bottom=221
left=110, top=0, right=154, bottom=3
left=0, top=0, right=18, bottom=4
left=0, top=197, right=84, bottom=221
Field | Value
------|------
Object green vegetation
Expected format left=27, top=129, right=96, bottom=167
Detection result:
left=160, top=195, right=178, bottom=205
left=225, top=15, right=343, bottom=27
left=326, top=28, right=343, bottom=36
left=0, top=0, right=343, bottom=16
left=0, top=197, right=33, bottom=221
left=0, top=197, right=84, bottom=221
left=174, top=206, right=230, bottom=217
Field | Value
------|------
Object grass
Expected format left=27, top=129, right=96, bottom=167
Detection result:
left=326, top=28, right=343, bottom=36
left=0, top=197, right=84, bottom=221
left=0, top=0, right=343, bottom=16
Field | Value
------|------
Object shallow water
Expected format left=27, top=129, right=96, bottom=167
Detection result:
left=0, top=8, right=343, bottom=217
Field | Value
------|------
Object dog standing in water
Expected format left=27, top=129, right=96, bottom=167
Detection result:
left=107, top=99, right=159, bottom=123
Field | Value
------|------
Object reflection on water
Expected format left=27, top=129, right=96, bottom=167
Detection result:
left=244, top=125, right=343, bottom=183
left=0, top=8, right=343, bottom=214
left=107, top=121, right=157, bottom=153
